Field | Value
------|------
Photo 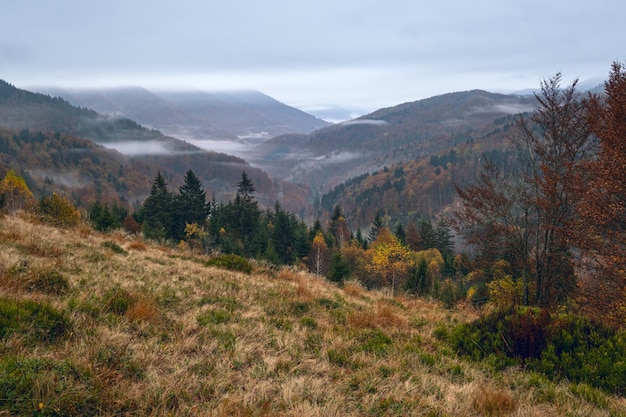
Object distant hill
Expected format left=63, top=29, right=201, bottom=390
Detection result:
left=250, top=90, right=536, bottom=194
left=0, top=80, right=311, bottom=212
left=38, top=86, right=330, bottom=142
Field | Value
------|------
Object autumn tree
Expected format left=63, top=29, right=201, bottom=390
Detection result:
left=37, top=193, right=81, bottom=227
left=0, top=169, right=35, bottom=213
left=307, top=231, right=330, bottom=276
left=454, top=73, right=593, bottom=308
left=577, top=61, right=626, bottom=325
left=366, top=228, right=410, bottom=296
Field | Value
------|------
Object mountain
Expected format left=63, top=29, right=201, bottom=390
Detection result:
left=39, top=86, right=330, bottom=142
left=250, top=90, right=536, bottom=194
left=0, top=80, right=311, bottom=212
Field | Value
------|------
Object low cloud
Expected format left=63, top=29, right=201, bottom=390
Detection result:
left=339, top=119, right=389, bottom=126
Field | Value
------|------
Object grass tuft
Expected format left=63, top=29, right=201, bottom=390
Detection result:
left=472, top=384, right=518, bottom=417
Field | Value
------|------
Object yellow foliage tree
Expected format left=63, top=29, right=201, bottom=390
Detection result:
left=0, top=170, right=35, bottom=213
left=37, top=193, right=81, bottom=227
left=307, top=231, right=330, bottom=276
left=367, top=231, right=410, bottom=296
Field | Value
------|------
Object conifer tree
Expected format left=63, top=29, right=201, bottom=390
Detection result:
left=368, top=210, right=383, bottom=243
left=173, top=170, right=209, bottom=241
left=140, top=171, right=174, bottom=240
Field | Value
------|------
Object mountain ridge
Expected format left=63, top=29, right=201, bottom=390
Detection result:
left=37, top=86, right=330, bottom=141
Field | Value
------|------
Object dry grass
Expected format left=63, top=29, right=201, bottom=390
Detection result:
left=342, top=280, right=364, bottom=297
left=472, top=383, right=518, bottom=416
left=0, top=214, right=624, bottom=417
left=126, top=240, right=147, bottom=251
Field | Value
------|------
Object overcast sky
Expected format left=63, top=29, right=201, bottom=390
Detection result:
left=1, top=0, right=624, bottom=112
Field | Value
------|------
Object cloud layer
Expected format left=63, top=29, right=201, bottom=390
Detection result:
left=2, top=1, right=624, bottom=110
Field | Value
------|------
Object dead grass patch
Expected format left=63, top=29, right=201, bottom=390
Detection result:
left=276, top=268, right=302, bottom=282
left=347, top=302, right=407, bottom=330
left=296, top=280, right=313, bottom=301
left=77, top=223, right=91, bottom=238
left=343, top=280, right=364, bottom=297
left=126, top=240, right=147, bottom=251
left=472, top=383, right=518, bottom=416
left=125, top=297, right=160, bottom=323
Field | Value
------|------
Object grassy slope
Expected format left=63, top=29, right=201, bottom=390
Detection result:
left=0, top=214, right=624, bottom=416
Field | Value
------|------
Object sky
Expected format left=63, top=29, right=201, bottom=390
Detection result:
left=1, top=0, right=624, bottom=112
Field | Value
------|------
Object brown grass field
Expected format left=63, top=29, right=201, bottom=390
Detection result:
left=0, top=214, right=624, bottom=416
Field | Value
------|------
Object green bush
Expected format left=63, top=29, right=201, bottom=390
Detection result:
left=528, top=315, right=626, bottom=395
left=205, top=254, right=253, bottom=274
left=0, top=297, right=71, bottom=344
left=450, top=307, right=626, bottom=394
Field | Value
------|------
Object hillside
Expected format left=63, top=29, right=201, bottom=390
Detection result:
left=1, top=213, right=624, bottom=416
left=250, top=90, right=535, bottom=193
left=0, top=81, right=312, bottom=212
left=39, top=86, right=330, bottom=141
left=317, top=124, right=520, bottom=229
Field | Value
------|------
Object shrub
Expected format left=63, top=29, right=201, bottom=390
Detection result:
left=37, top=193, right=81, bottom=227
left=450, top=307, right=626, bottom=394
left=0, top=297, right=71, bottom=344
left=205, top=254, right=252, bottom=274
left=528, top=315, right=626, bottom=394
left=27, top=267, right=70, bottom=295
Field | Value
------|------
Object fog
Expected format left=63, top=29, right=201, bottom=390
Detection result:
left=103, top=140, right=177, bottom=156
left=338, top=119, right=389, bottom=127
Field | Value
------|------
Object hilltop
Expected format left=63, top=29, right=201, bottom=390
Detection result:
left=1, top=213, right=624, bottom=416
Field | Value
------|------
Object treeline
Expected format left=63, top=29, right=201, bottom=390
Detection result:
left=2, top=166, right=461, bottom=299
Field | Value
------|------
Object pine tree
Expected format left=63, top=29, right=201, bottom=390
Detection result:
left=327, top=250, right=350, bottom=283
left=368, top=210, right=383, bottom=243
left=174, top=170, right=209, bottom=241
left=395, top=223, right=406, bottom=245
left=236, top=171, right=255, bottom=203
left=140, top=172, right=174, bottom=240
left=434, top=218, right=454, bottom=257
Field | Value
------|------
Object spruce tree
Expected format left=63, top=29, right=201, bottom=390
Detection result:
left=368, top=210, right=383, bottom=243
left=173, top=170, right=209, bottom=241
left=140, top=172, right=174, bottom=240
